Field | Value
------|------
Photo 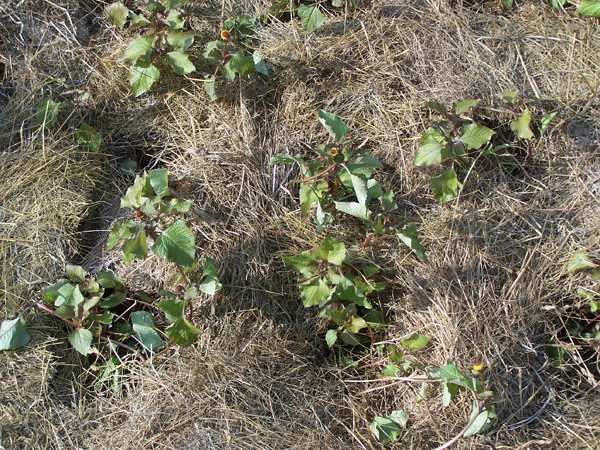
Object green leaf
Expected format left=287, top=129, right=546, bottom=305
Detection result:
left=579, top=0, right=600, bottom=17
left=549, top=0, right=567, bottom=7
left=121, top=231, right=149, bottom=266
left=430, top=363, right=479, bottom=391
left=0, top=318, right=30, bottom=350
left=498, top=90, right=518, bottom=107
left=318, top=236, right=346, bottom=266
left=334, top=201, right=368, bottom=220
left=299, top=278, right=331, bottom=307
left=400, top=333, right=430, bottom=350
left=430, top=168, right=459, bottom=203
left=298, top=3, right=324, bottom=32
left=157, top=299, right=186, bottom=321
left=592, top=268, right=600, bottom=281
left=100, top=292, right=126, bottom=309
left=460, top=124, right=495, bottom=150
left=166, top=51, right=196, bottom=75
left=539, top=112, right=557, bottom=137
left=203, top=77, right=218, bottom=101
left=76, top=123, right=102, bottom=152
left=253, top=51, right=269, bottom=77
left=166, top=9, right=185, bottom=29
left=442, top=382, right=457, bottom=407
left=198, top=257, right=222, bottom=295
left=270, top=153, right=301, bottom=165
left=414, top=128, right=446, bottom=166
left=43, top=279, right=70, bottom=304
left=501, top=0, right=513, bottom=9
left=68, top=328, right=93, bottom=355
left=464, top=403, right=496, bottom=437
left=510, top=109, right=534, bottom=140
left=576, top=288, right=599, bottom=312
left=370, top=410, right=408, bottom=444
left=383, top=364, right=399, bottom=377
left=66, top=264, right=87, bottom=283
left=347, top=317, right=368, bottom=334
left=325, top=329, right=338, bottom=347
left=35, top=98, right=64, bottom=129
left=94, top=311, right=115, bottom=325
left=160, top=198, right=192, bottom=215
left=317, top=110, right=349, bottom=142
left=120, top=159, right=138, bottom=177
left=453, top=99, right=480, bottom=115
left=567, top=251, right=598, bottom=273
left=153, top=220, right=196, bottom=267
left=397, top=227, right=427, bottom=262
left=148, top=168, right=169, bottom=196
left=165, top=317, right=201, bottom=347
left=131, top=311, right=164, bottom=351
left=167, top=31, right=195, bottom=51
left=106, top=2, right=129, bottom=29
left=123, top=36, right=155, bottom=63
left=228, top=53, right=255, bottom=75
left=128, top=13, right=150, bottom=31
left=129, top=63, right=160, bottom=97
left=426, top=101, right=448, bottom=115
left=107, top=221, right=142, bottom=250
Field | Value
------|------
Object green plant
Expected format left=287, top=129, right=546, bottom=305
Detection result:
left=284, top=236, right=385, bottom=346
left=264, top=0, right=356, bottom=32
left=203, top=15, right=269, bottom=100
left=106, top=0, right=197, bottom=96
left=271, top=110, right=427, bottom=261
left=497, top=91, right=556, bottom=142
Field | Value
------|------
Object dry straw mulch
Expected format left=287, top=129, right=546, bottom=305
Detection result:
left=0, top=0, right=598, bottom=448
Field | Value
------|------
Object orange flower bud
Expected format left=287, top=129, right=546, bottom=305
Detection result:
left=330, top=147, right=338, bottom=157
left=472, top=362, right=484, bottom=372
left=220, top=29, right=230, bottom=41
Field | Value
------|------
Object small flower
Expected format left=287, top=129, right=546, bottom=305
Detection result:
left=472, top=361, right=484, bottom=372
left=330, top=147, right=339, bottom=157
left=220, top=29, right=230, bottom=41
left=135, top=211, right=144, bottom=220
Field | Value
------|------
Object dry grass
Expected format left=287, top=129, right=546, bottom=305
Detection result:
left=1, top=0, right=599, bottom=448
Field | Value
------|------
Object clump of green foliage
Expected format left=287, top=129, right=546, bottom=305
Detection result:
left=264, top=0, right=356, bottom=32
left=203, top=15, right=269, bottom=100
left=106, top=0, right=197, bottom=96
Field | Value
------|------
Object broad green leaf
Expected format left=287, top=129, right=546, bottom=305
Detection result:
left=76, top=123, right=101, bottom=152
left=348, top=317, right=368, bottom=334
left=325, top=329, right=338, bottom=347
left=334, top=283, right=372, bottom=309
left=167, top=31, right=195, bottom=51
left=148, top=168, right=169, bottom=196
left=400, top=333, right=430, bottom=350
left=106, top=221, right=142, bottom=250
left=317, top=110, right=349, bottom=142
left=460, top=124, right=495, bottom=150
left=166, top=9, right=185, bottom=29
left=153, top=220, right=196, bottom=267
left=576, top=288, right=599, bottom=312
left=123, top=36, right=155, bottom=63
left=165, top=317, right=201, bottom=346
left=334, top=201, right=369, bottom=220
left=68, top=328, right=93, bottom=355
left=160, top=198, right=192, bottom=215
left=299, top=278, right=331, bottom=307
left=426, top=101, right=448, bottom=115
left=42, top=279, right=70, bottom=304
left=66, top=264, right=87, bottom=283
left=120, top=159, right=138, bottom=177
left=397, top=227, right=427, bottom=262
left=442, top=382, right=457, bottom=407
left=131, top=311, right=164, bottom=351
left=383, top=364, right=399, bottom=377
left=429, top=363, right=480, bottom=391
left=228, top=53, right=255, bottom=75
left=453, top=99, right=480, bottom=115
left=414, top=128, right=446, bottom=166
left=121, top=231, right=148, bottom=266
left=198, top=257, right=222, bottom=295
left=579, top=0, right=600, bottom=17
left=549, top=0, right=567, bottom=7
left=317, top=236, right=346, bottom=266
left=270, top=153, right=301, bottom=165
left=370, top=410, right=408, bottom=444
left=106, top=2, right=129, bottom=29
left=0, top=318, right=30, bottom=350
left=129, top=63, right=160, bottom=97
left=539, top=112, right=557, bottom=136
left=203, top=77, right=218, bottom=102
left=284, top=252, right=318, bottom=278
left=346, top=172, right=368, bottom=205
left=94, top=311, right=115, bottom=325
left=253, top=51, right=269, bottom=77
left=464, top=403, right=496, bottom=437
left=100, top=292, right=126, bottom=309
left=157, top=299, right=186, bottom=321
left=298, top=3, right=324, bottom=32
left=567, top=251, right=597, bottom=273
left=128, top=13, right=150, bottom=31
left=430, top=168, right=459, bottom=203
left=299, top=181, right=327, bottom=217
left=36, top=98, right=64, bottom=129
left=166, top=51, right=196, bottom=75
left=221, top=60, right=237, bottom=81
left=510, top=109, right=534, bottom=140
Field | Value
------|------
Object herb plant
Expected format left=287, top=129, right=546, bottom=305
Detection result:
left=106, top=0, right=197, bottom=96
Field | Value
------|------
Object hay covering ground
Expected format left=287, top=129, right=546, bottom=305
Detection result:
left=0, top=0, right=599, bottom=448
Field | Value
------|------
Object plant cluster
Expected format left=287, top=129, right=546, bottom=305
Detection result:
left=502, top=0, right=600, bottom=18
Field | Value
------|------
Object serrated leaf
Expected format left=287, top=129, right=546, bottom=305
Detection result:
left=153, top=220, right=196, bottom=267
left=325, top=329, right=338, bottom=347
left=68, top=328, right=93, bottom=355
left=198, top=257, right=222, bottom=295
left=106, top=2, right=129, bottom=29
left=43, top=279, right=71, bottom=304
left=167, top=31, right=195, bottom=51
left=430, top=168, right=459, bottom=203
left=284, top=252, right=318, bottom=278
left=426, top=101, right=448, bottom=115
left=317, top=110, right=349, bottom=142
left=397, top=227, right=427, bottom=262
left=76, top=123, right=101, bottom=152
left=510, top=109, right=534, bottom=140
left=100, top=292, right=126, bottom=309
left=299, top=278, right=331, bottom=307
left=298, top=3, right=324, bottom=32
left=453, top=99, right=480, bottom=115
left=166, top=51, right=196, bottom=75
left=370, top=411, right=407, bottom=444
left=228, top=53, right=255, bottom=75
left=460, top=124, right=495, bottom=150
left=66, top=264, right=87, bottom=283
left=318, top=236, right=346, bottom=266
left=128, top=13, right=150, bottom=31
left=414, top=128, right=446, bottom=166
left=129, top=63, right=160, bottom=97
left=121, top=231, right=148, bottom=266
left=165, top=317, right=201, bottom=347
left=567, top=251, right=598, bottom=273
left=400, top=333, right=430, bottom=350
left=35, top=98, right=64, bottom=129
left=166, top=9, right=185, bottom=29
left=0, top=318, right=30, bottom=350
left=383, top=364, right=399, bottom=377
left=348, top=317, right=368, bottom=334
left=148, top=168, right=169, bottom=196
left=131, top=311, right=164, bottom=351
left=334, top=201, right=369, bottom=220
left=157, top=299, right=186, bottom=321
left=579, top=0, right=600, bottom=17
left=123, top=36, right=155, bottom=63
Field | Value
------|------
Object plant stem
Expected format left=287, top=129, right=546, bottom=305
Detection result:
left=300, top=163, right=337, bottom=183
